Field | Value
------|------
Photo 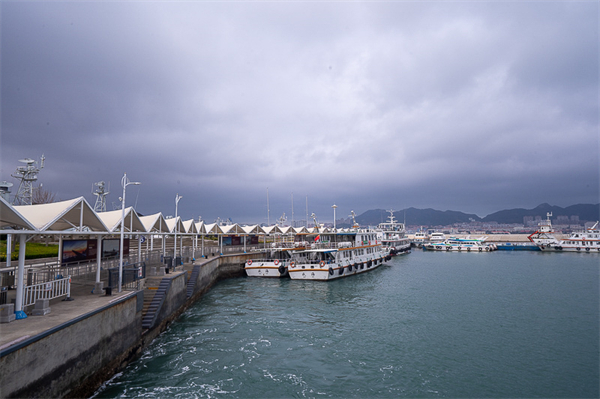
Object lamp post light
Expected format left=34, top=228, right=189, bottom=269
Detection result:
left=332, top=204, right=338, bottom=232
left=119, top=173, right=141, bottom=293
left=174, top=194, right=182, bottom=264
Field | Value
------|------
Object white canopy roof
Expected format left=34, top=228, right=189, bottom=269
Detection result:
left=165, top=217, right=185, bottom=234
left=182, top=219, right=198, bottom=234
left=220, top=223, right=246, bottom=235
left=14, top=197, right=108, bottom=232
left=241, top=224, right=264, bottom=235
left=279, top=225, right=294, bottom=235
left=97, top=207, right=145, bottom=233
left=263, top=225, right=283, bottom=235
left=204, top=223, right=223, bottom=235
left=293, top=226, right=309, bottom=234
left=0, top=196, right=37, bottom=231
left=139, top=212, right=170, bottom=233
left=195, top=221, right=206, bottom=234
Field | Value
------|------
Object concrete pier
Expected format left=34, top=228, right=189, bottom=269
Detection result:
left=0, top=252, right=264, bottom=398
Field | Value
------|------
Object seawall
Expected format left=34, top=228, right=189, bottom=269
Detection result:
left=0, top=253, right=262, bottom=398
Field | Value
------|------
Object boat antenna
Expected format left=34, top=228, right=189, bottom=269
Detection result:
left=350, top=210, right=359, bottom=229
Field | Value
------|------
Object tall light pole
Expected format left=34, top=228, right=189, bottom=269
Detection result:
left=174, top=194, right=182, bottom=264
left=332, top=204, right=338, bottom=231
left=119, top=173, right=140, bottom=293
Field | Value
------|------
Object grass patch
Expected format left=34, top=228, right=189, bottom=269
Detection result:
left=0, top=240, right=59, bottom=261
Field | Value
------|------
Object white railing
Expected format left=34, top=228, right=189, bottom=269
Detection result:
left=22, top=275, right=71, bottom=308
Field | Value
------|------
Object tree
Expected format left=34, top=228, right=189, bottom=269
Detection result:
left=32, top=185, right=56, bottom=204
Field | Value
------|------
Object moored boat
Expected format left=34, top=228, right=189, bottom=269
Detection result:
left=245, top=241, right=307, bottom=277
left=528, top=214, right=600, bottom=253
left=423, top=236, right=497, bottom=252
left=412, top=230, right=428, bottom=247
left=377, top=209, right=411, bottom=256
left=288, top=224, right=390, bottom=281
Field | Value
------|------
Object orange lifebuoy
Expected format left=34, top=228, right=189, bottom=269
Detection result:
left=290, top=261, right=296, bottom=268
left=274, top=259, right=280, bottom=265
left=247, top=259, right=252, bottom=265
left=320, top=261, right=325, bottom=267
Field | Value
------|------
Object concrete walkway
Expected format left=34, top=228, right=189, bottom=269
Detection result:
left=0, top=257, right=213, bottom=352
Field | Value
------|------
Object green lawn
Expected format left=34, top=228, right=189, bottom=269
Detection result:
left=0, top=240, right=59, bottom=261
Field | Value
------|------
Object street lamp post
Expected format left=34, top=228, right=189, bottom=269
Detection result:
left=119, top=173, right=141, bottom=293
left=332, top=204, right=338, bottom=231
left=174, top=194, right=182, bottom=265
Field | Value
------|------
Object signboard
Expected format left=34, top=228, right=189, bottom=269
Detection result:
left=61, top=238, right=130, bottom=263
left=62, top=239, right=97, bottom=263
left=102, top=239, right=129, bottom=259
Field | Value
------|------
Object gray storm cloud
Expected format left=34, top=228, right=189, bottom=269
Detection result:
left=1, top=1, right=597, bottom=223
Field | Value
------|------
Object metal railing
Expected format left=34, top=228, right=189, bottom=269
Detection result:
left=22, top=275, right=71, bottom=307
left=107, top=261, right=146, bottom=291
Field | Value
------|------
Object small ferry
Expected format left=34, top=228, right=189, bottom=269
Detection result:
left=288, top=214, right=391, bottom=281
left=245, top=241, right=307, bottom=277
left=412, top=230, right=428, bottom=247
left=377, top=209, right=411, bottom=255
left=423, top=236, right=497, bottom=252
left=428, top=232, right=446, bottom=243
left=528, top=213, right=600, bottom=253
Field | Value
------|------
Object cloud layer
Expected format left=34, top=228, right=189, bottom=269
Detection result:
left=1, top=2, right=598, bottom=223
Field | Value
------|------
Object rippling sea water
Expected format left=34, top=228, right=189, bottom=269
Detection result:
left=93, top=250, right=599, bottom=398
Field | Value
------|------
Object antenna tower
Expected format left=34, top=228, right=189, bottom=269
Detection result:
left=92, top=181, right=110, bottom=212
left=11, top=155, right=45, bottom=205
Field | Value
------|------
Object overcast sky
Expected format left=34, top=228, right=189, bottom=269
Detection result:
left=1, top=1, right=598, bottom=224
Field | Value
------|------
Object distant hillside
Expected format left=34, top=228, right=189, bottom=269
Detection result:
left=354, top=203, right=599, bottom=227
left=482, top=203, right=600, bottom=224
left=356, top=208, right=482, bottom=227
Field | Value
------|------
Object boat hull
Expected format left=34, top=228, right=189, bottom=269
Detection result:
left=245, top=261, right=289, bottom=278
left=288, top=257, right=388, bottom=280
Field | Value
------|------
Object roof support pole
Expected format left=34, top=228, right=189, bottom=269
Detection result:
left=6, top=234, right=11, bottom=268
left=96, top=237, right=102, bottom=284
left=14, top=234, right=27, bottom=319
left=58, top=235, right=63, bottom=265
left=201, top=234, right=205, bottom=258
left=138, top=236, right=142, bottom=263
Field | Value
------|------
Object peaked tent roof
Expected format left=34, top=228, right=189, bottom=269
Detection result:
left=204, top=223, right=223, bottom=235
left=182, top=219, right=198, bottom=234
left=165, top=217, right=186, bottom=234
left=139, top=213, right=170, bottom=233
left=241, top=224, right=264, bottom=234
left=220, top=224, right=246, bottom=235
left=14, top=197, right=108, bottom=232
left=195, top=221, right=206, bottom=234
left=97, top=207, right=146, bottom=233
left=279, top=226, right=294, bottom=235
left=263, top=225, right=283, bottom=235
left=0, top=196, right=37, bottom=231
left=293, top=226, right=309, bottom=234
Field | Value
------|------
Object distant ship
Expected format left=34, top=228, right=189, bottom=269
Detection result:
left=377, top=210, right=411, bottom=256
left=528, top=213, right=600, bottom=253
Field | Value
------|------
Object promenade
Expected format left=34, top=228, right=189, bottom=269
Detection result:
left=0, top=256, right=219, bottom=351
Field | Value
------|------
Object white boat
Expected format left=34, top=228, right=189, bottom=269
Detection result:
left=377, top=210, right=411, bottom=256
left=423, top=236, right=497, bottom=252
left=528, top=213, right=600, bottom=253
left=245, top=241, right=307, bottom=277
left=412, top=230, right=428, bottom=247
left=288, top=227, right=391, bottom=281
left=428, top=232, right=446, bottom=243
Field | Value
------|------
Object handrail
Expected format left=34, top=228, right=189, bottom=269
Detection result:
left=22, top=275, right=71, bottom=308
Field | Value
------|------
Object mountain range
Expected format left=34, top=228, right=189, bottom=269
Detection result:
left=352, top=203, right=599, bottom=227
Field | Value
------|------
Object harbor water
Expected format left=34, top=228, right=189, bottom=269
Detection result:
left=93, top=250, right=599, bottom=398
